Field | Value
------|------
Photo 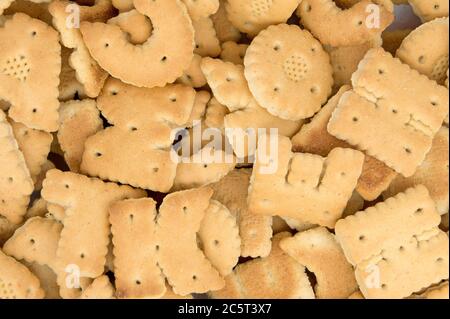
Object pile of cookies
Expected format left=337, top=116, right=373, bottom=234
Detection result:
left=0, top=0, right=448, bottom=299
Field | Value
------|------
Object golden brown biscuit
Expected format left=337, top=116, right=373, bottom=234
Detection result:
left=280, top=227, right=358, bottom=299
left=248, top=135, right=364, bottom=228
left=0, top=248, right=45, bottom=299
left=210, top=169, right=273, bottom=258
left=383, top=127, right=449, bottom=215
left=0, top=13, right=60, bottom=132
left=292, top=86, right=397, bottom=201
left=210, top=232, right=315, bottom=299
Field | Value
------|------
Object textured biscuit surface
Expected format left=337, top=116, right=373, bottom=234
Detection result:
left=3, top=217, right=62, bottom=271
left=292, top=86, right=397, bottom=200
left=210, top=169, right=273, bottom=258
left=335, top=185, right=442, bottom=265
left=10, top=119, right=53, bottom=184
left=297, top=0, right=394, bottom=46
left=155, top=188, right=225, bottom=296
left=226, top=0, right=301, bottom=37
left=383, top=127, right=449, bottom=215
left=49, top=0, right=112, bottom=98
left=280, top=227, right=358, bottom=299
left=211, top=0, right=241, bottom=43
left=81, top=78, right=196, bottom=192
left=0, top=13, right=61, bottom=132
left=42, top=169, right=146, bottom=279
left=325, top=37, right=381, bottom=89
left=413, top=281, right=449, bottom=299
left=329, top=49, right=449, bottom=177
left=244, top=24, right=333, bottom=121
left=0, top=109, right=33, bottom=224
left=409, top=0, right=449, bottom=22
left=80, top=275, right=115, bottom=299
left=356, top=230, right=449, bottom=299
left=248, top=135, right=364, bottom=228
left=58, top=99, right=103, bottom=173
left=210, top=232, right=315, bottom=299
left=198, top=200, right=241, bottom=276
left=396, top=17, right=449, bottom=84
left=110, top=198, right=166, bottom=299
left=182, top=0, right=220, bottom=21
left=80, top=0, right=195, bottom=88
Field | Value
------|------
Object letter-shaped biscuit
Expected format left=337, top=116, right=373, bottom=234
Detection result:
left=356, top=230, right=449, bottom=298
left=2, top=215, right=91, bottom=299
left=335, top=185, right=442, bottom=265
left=297, top=0, right=394, bottom=46
left=155, top=188, right=225, bottom=295
left=107, top=9, right=153, bottom=45
left=198, top=200, right=241, bottom=276
left=0, top=216, right=20, bottom=246
left=48, top=0, right=113, bottom=97
left=80, top=0, right=195, bottom=88
left=210, top=169, right=273, bottom=258
left=248, top=135, right=364, bottom=228
left=3, top=217, right=62, bottom=270
left=325, top=37, right=381, bottom=89
left=280, top=227, right=358, bottom=299
left=42, top=169, right=146, bottom=279
left=0, top=109, right=33, bottom=224
left=329, top=49, right=449, bottom=177
left=9, top=119, right=53, bottom=184
left=383, top=127, right=449, bottom=215
left=201, top=57, right=253, bottom=110
left=0, top=13, right=60, bottom=132
left=81, top=78, right=196, bottom=192
left=112, top=0, right=133, bottom=12
left=110, top=198, right=166, bottom=299
left=291, top=86, right=397, bottom=201
left=396, top=17, right=449, bottom=84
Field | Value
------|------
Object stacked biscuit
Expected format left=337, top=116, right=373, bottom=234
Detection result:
left=0, top=0, right=448, bottom=299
